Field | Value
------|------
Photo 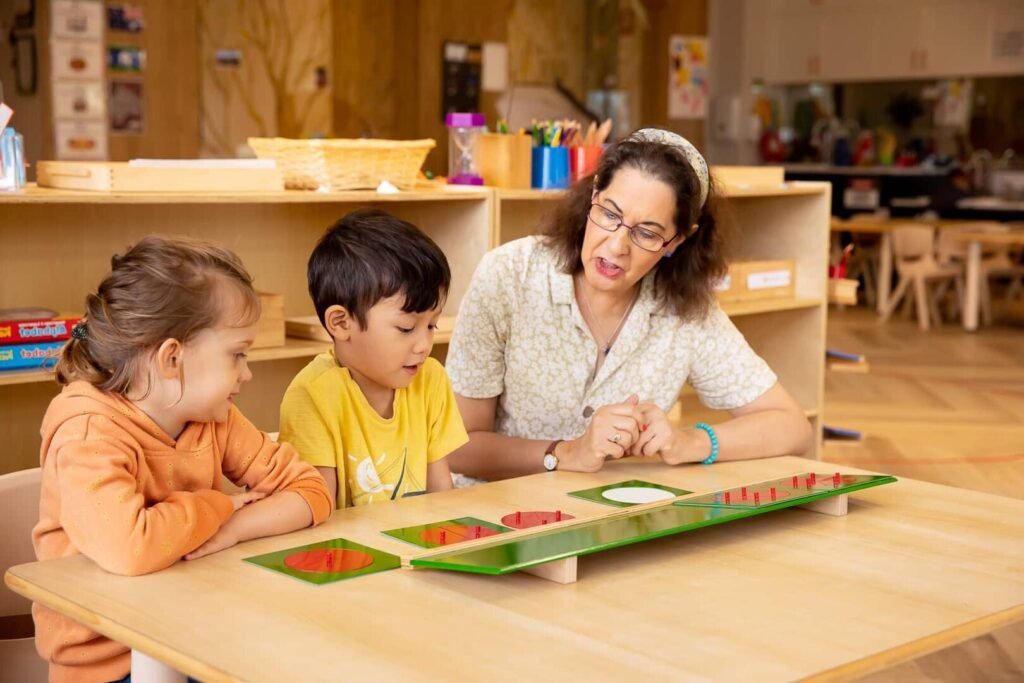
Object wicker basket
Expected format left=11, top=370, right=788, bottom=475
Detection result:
left=247, top=137, right=436, bottom=191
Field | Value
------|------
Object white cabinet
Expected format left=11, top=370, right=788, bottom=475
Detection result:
left=763, top=0, right=1024, bottom=84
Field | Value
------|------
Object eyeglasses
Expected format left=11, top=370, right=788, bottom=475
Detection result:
left=587, top=204, right=673, bottom=253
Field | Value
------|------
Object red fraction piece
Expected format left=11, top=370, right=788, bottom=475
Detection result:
left=770, top=487, right=777, bottom=501
left=754, top=491, right=760, bottom=505
left=284, top=549, right=374, bottom=573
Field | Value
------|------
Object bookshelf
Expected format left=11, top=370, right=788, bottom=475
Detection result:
left=0, top=176, right=829, bottom=473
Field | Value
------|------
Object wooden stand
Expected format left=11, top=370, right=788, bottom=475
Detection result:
left=800, top=493, right=849, bottom=516
left=522, top=557, right=578, bottom=584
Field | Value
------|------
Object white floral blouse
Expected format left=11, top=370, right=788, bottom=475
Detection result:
left=446, top=237, right=777, bottom=441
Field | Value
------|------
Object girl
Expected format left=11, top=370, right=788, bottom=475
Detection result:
left=32, top=236, right=332, bottom=683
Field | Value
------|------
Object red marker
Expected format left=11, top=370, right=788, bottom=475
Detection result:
left=770, top=487, right=777, bottom=501
left=754, top=491, right=760, bottom=505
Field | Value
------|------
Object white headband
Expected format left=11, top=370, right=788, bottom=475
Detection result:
left=628, top=128, right=709, bottom=208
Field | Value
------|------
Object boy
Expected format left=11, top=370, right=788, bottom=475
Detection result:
left=280, top=209, right=467, bottom=508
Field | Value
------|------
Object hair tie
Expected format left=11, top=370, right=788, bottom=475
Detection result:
left=71, top=323, right=88, bottom=340
left=628, top=128, right=709, bottom=208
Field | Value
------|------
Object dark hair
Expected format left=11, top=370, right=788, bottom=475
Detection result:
left=308, top=209, right=451, bottom=329
left=541, top=137, right=731, bottom=321
left=55, top=236, right=261, bottom=394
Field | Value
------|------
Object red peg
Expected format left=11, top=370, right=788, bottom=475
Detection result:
left=754, top=491, right=760, bottom=505
left=792, top=476, right=798, bottom=487
left=833, top=472, right=841, bottom=488
left=770, top=487, right=777, bottom=501
left=555, top=510, right=562, bottom=521
left=805, top=477, right=812, bottom=489
left=542, top=519, right=548, bottom=525
left=810, top=473, right=817, bottom=485
left=515, top=511, right=521, bottom=525
left=725, top=491, right=731, bottom=504
left=475, top=527, right=481, bottom=538
left=741, top=486, right=748, bottom=499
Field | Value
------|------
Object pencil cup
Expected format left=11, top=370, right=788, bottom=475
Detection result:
left=531, top=146, right=570, bottom=190
left=477, top=133, right=532, bottom=189
left=569, top=145, right=603, bottom=184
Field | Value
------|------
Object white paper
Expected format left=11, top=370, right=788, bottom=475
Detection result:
left=50, top=40, right=104, bottom=80
left=0, top=103, right=13, bottom=130
left=53, top=81, right=106, bottom=119
left=54, top=119, right=108, bottom=160
left=668, top=35, right=708, bottom=119
left=747, top=270, right=791, bottom=290
left=51, top=0, right=104, bottom=41
left=129, top=159, right=276, bottom=169
left=482, top=42, right=508, bottom=92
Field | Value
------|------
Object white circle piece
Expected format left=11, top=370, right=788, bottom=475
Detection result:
left=601, top=486, right=674, bottom=504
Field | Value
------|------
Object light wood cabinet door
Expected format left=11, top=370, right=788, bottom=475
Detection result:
left=988, top=0, right=1024, bottom=74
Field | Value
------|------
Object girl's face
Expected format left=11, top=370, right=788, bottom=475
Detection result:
left=178, top=319, right=256, bottom=424
left=580, top=167, right=687, bottom=296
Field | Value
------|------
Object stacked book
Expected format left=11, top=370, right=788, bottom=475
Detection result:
left=0, top=315, right=79, bottom=372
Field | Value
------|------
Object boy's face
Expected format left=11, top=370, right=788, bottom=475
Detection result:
left=331, top=292, right=443, bottom=393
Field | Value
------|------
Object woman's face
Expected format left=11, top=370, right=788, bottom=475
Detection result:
left=580, top=167, right=686, bottom=295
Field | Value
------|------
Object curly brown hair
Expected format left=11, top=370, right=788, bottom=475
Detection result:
left=541, top=137, right=731, bottom=321
left=55, top=236, right=261, bottom=396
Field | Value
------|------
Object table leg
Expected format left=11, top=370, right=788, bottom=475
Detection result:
left=876, top=232, right=892, bottom=315
left=131, top=650, right=187, bottom=683
left=963, top=240, right=981, bottom=331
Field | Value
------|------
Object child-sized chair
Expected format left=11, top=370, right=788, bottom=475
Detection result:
left=0, top=467, right=47, bottom=683
left=879, top=223, right=963, bottom=331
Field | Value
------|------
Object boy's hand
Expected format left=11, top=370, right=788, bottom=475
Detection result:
left=184, top=522, right=240, bottom=561
left=229, top=490, right=266, bottom=511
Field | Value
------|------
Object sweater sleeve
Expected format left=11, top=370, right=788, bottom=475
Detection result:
left=220, top=406, right=333, bottom=526
left=55, top=419, right=235, bottom=576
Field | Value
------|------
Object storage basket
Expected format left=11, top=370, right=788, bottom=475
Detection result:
left=247, top=137, right=436, bottom=191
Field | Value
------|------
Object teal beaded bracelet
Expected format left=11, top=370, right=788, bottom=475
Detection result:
left=694, top=422, right=718, bottom=465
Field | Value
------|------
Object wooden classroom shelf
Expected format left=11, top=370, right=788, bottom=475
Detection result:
left=0, top=175, right=830, bottom=473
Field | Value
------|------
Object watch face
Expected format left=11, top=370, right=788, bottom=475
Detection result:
left=543, top=453, right=558, bottom=471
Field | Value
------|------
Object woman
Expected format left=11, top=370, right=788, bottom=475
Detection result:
left=446, top=128, right=812, bottom=479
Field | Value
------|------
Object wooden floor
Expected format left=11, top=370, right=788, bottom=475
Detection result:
left=822, top=306, right=1024, bottom=682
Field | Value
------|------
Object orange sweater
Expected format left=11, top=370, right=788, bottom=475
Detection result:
left=32, top=382, right=332, bottom=683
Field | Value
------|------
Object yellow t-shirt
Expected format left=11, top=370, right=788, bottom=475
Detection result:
left=279, top=352, right=468, bottom=508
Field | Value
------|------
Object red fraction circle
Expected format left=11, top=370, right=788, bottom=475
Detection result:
left=419, top=524, right=501, bottom=545
left=501, top=510, right=575, bottom=529
left=284, top=549, right=374, bottom=573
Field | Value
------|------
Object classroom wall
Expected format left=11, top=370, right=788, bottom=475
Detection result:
left=199, top=0, right=333, bottom=157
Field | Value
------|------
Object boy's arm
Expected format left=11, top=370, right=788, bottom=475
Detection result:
left=425, top=363, right=470, bottom=472
left=220, top=406, right=332, bottom=526
left=427, top=458, right=453, bottom=492
left=280, top=380, right=346, bottom=509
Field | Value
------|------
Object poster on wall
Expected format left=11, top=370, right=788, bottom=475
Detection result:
left=51, top=39, right=104, bottom=80
left=108, top=4, right=144, bottom=33
left=51, top=0, right=104, bottom=41
left=110, top=80, right=143, bottom=133
left=53, top=81, right=106, bottom=119
left=109, top=46, right=145, bottom=73
left=441, top=41, right=482, bottom=121
left=54, top=120, right=108, bottom=159
left=668, top=35, right=708, bottom=120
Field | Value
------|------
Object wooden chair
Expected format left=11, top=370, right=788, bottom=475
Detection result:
left=0, top=468, right=47, bottom=683
left=937, top=221, right=1024, bottom=325
left=880, top=223, right=963, bottom=331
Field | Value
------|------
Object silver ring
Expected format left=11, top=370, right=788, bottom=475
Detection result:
left=611, top=433, right=622, bottom=444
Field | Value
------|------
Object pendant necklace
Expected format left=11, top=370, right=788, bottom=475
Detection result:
left=576, top=276, right=639, bottom=356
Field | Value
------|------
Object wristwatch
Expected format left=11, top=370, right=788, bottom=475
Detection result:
left=543, top=439, right=562, bottom=471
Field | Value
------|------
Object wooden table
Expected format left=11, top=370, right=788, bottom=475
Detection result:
left=830, top=218, right=894, bottom=314
left=8, top=456, right=1024, bottom=682
left=947, top=229, right=1024, bottom=331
